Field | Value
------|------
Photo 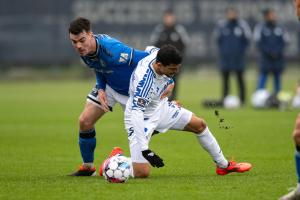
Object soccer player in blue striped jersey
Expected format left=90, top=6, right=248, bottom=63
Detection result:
left=121, top=45, right=252, bottom=178
left=279, top=1, right=300, bottom=199
left=68, top=17, right=149, bottom=176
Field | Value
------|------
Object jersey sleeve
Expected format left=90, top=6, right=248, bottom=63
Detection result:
left=129, top=70, right=154, bottom=151
left=144, top=46, right=160, bottom=54
left=94, top=70, right=106, bottom=90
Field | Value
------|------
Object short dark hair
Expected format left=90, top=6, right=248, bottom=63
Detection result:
left=263, top=8, right=274, bottom=17
left=69, top=17, right=91, bottom=34
left=156, top=45, right=182, bottom=66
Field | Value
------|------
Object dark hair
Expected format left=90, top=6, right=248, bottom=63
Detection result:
left=164, top=8, right=174, bottom=15
left=69, top=17, right=91, bottom=34
left=263, top=8, right=274, bottom=17
left=156, top=45, right=182, bottom=66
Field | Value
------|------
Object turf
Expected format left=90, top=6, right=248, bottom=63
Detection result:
left=0, top=69, right=299, bottom=200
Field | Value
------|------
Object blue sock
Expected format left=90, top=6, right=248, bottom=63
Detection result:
left=79, top=129, right=96, bottom=163
left=257, top=72, right=267, bottom=90
left=273, top=72, right=281, bottom=94
left=295, top=150, right=300, bottom=183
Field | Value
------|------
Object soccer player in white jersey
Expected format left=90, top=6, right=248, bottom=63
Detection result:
left=100, top=45, right=252, bottom=178
left=279, top=1, right=300, bottom=199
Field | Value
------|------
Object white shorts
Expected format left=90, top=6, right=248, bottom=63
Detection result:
left=87, top=85, right=129, bottom=111
left=126, top=101, right=193, bottom=163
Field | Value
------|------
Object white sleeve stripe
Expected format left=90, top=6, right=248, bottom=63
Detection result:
left=140, top=69, right=154, bottom=98
left=135, top=58, right=156, bottom=98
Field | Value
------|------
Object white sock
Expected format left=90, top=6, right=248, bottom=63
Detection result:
left=196, top=127, right=228, bottom=168
left=83, top=162, right=94, bottom=169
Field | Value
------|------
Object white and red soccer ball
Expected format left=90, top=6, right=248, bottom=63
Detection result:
left=103, top=155, right=131, bottom=183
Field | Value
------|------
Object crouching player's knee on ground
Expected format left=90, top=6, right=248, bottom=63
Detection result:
left=293, top=114, right=300, bottom=146
left=183, top=114, right=207, bottom=134
left=132, top=163, right=151, bottom=178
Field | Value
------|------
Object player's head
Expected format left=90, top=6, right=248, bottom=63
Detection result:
left=155, top=45, right=182, bottom=78
left=263, top=9, right=277, bottom=23
left=163, top=9, right=176, bottom=27
left=294, top=0, right=300, bottom=20
left=69, top=17, right=95, bottom=56
left=225, top=7, right=238, bottom=21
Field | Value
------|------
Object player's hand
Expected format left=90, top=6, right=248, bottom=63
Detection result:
left=161, top=83, right=174, bottom=99
left=98, top=89, right=110, bottom=112
left=142, top=149, right=164, bottom=168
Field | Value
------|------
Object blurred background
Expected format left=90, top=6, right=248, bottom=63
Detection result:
left=0, top=0, right=299, bottom=106
left=0, top=0, right=298, bottom=65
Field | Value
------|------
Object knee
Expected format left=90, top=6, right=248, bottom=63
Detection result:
left=194, top=118, right=207, bottom=133
left=134, top=170, right=150, bottom=178
left=79, top=114, right=94, bottom=131
left=132, top=164, right=150, bottom=178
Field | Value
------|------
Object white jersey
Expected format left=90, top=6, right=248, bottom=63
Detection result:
left=125, top=48, right=174, bottom=150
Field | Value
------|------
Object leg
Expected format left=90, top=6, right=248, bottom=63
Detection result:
left=70, top=101, right=106, bottom=176
left=78, top=101, right=106, bottom=165
left=273, top=70, right=281, bottom=94
left=221, top=70, right=230, bottom=100
left=293, top=114, right=300, bottom=183
left=183, top=114, right=229, bottom=168
left=132, top=163, right=151, bottom=178
left=183, top=114, right=252, bottom=175
left=129, top=140, right=151, bottom=178
left=257, top=70, right=268, bottom=90
left=236, top=70, right=246, bottom=105
left=279, top=114, right=300, bottom=200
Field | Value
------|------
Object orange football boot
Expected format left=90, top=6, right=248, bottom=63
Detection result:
left=216, top=160, right=252, bottom=175
left=70, top=164, right=96, bottom=176
left=99, top=147, right=124, bottom=176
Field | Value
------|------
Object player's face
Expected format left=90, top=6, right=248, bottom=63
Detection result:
left=159, top=63, right=181, bottom=78
left=294, top=0, right=300, bottom=20
left=164, top=13, right=176, bottom=27
left=226, top=10, right=238, bottom=20
left=69, top=31, right=94, bottom=56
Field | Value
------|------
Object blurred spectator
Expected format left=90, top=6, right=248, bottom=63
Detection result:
left=214, top=8, right=251, bottom=105
left=298, top=24, right=300, bottom=55
left=150, top=9, right=189, bottom=101
left=254, top=9, right=289, bottom=95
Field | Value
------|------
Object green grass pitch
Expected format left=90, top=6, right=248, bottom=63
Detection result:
left=0, top=69, right=299, bottom=199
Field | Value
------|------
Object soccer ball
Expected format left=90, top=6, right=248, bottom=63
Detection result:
left=292, top=95, right=300, bottom=108
left=103, top=155, right=131, bottom=183
left=223, top=95, right=241, bottom=109
left=251, top=89, right=270, bottom=108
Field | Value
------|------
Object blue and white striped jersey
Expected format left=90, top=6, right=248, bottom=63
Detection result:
left=80, top=34, right=149, bottom=96
left=125, top=47, right=174, bottom=150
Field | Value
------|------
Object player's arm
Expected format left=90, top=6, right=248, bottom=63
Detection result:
left=130, top=77, right=164, bottom=168
left=95, top=70, right=110, bottom=112
left=160, top=79, right=174, bottom=100
left=130, top=95, right=149, bottom=151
